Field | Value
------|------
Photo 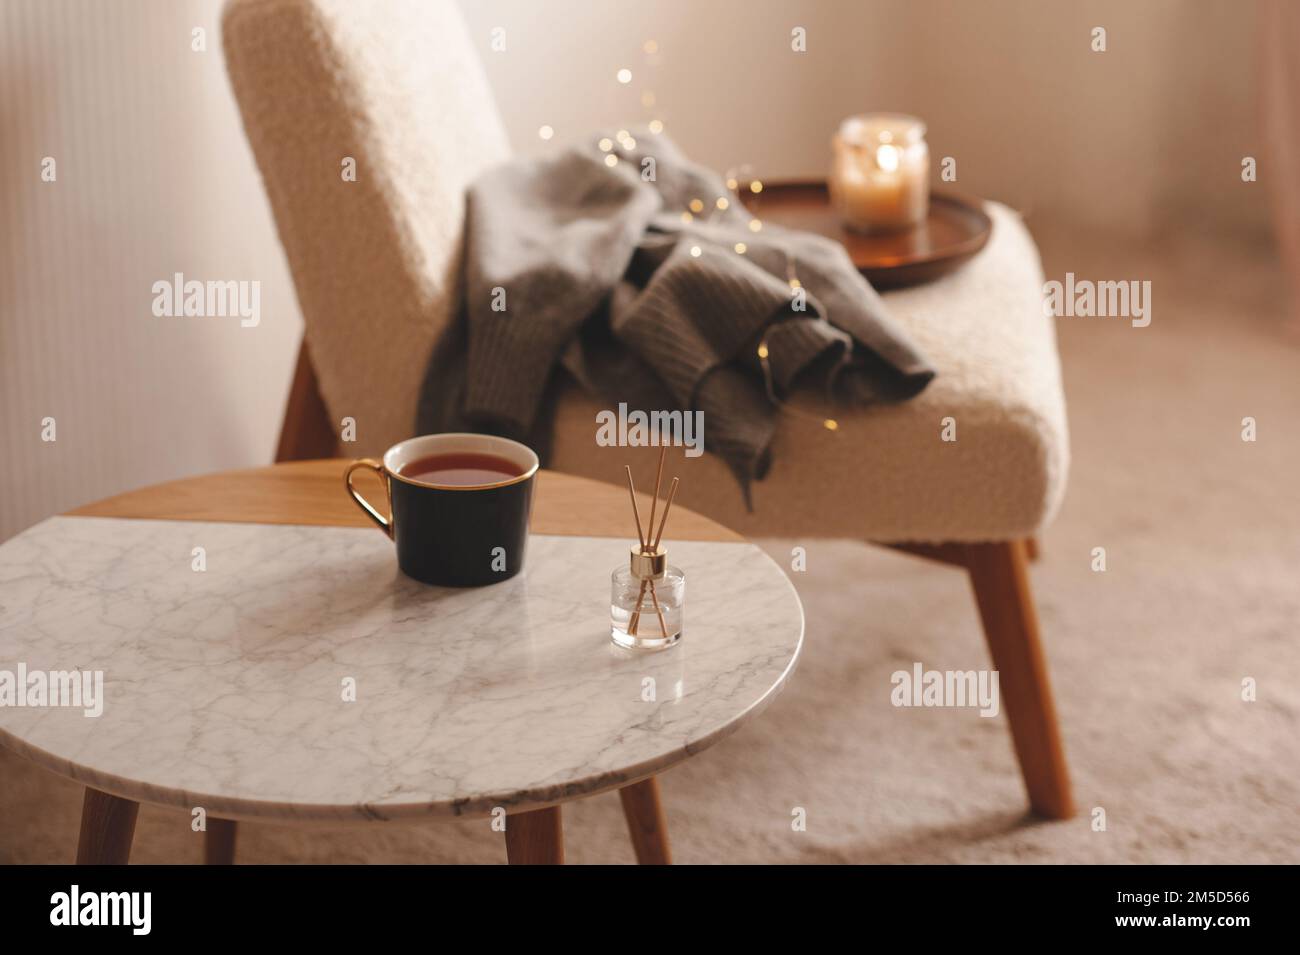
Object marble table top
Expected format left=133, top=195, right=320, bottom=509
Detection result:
left=0, top=516, right=802, bottom=821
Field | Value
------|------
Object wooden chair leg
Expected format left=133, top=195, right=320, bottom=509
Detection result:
left=76, top=788, right=139, bottom=864
left=205, top=818, right=237, bottom=864
left=503, top=806, right=563, bottom=864
left=275, top=340, right=338, bottom=463
left=964, top=540, right=1074, bottom=819
left=1025, top=536, right=1041, bottom=561
left=618, top=776, right=672, bottom=864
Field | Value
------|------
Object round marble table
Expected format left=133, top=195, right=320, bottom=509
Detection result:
left=0, top=461, right=803, bottom=864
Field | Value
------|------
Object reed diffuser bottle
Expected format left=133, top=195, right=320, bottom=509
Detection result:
left=611, top=450, right=685, bottom=650
left=611, top=546, right=685, bottom=650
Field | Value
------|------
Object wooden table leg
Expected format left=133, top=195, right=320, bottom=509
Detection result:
left=205, top=818, right=237, bottom=864
left=503, top=805, right=563, bottom=864
left=76, top=788, right=139, bottom=864
left=619, top=776, right=672, bottom=864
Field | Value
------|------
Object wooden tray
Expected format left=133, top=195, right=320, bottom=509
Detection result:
left=740, top=181, right=992, bottom=289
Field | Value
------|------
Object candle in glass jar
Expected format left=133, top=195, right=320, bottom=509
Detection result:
left=828, top=114, right=929, bottom=233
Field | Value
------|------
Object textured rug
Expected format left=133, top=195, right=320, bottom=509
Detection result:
left=3, top=224, right=1297, bottom=864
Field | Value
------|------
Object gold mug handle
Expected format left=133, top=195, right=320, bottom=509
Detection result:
left=344, top=459, right=393, bottom=538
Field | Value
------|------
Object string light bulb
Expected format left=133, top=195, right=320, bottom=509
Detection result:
left=671, top=164, right=840, bottom=440
left=756, top=335, right=844, bottom=435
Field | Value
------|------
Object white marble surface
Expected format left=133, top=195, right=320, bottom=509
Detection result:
left=0, top=517, right=802, bottom=821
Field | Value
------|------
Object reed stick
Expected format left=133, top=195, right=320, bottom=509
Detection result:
left=645, top=446, right=666, bottom=553
left=646, top=579, right=669, bottom=638
left=624, top=465, right=646, bottom=551
left=651, top=477, right=679, bottom=550
left=630, top=578, right=650, bottom=635
left=626, top=448, right=678, bottom=641
left=633, top=478, right=680, bottom=632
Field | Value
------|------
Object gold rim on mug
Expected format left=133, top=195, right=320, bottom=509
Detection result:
left=384, top=433, right=540, bottom=492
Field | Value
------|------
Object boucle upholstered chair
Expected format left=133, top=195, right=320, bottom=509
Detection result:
left=222, top=0, right=1073, bottom=851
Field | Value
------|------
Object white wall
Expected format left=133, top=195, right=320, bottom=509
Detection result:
left=0, top=0, right=300, bottom=540
left=0, top=0, right=1271, bottom=541
left=457, top=0, right=1269, bottom=235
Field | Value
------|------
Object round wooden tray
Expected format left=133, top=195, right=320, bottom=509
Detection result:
left=740, top=181, right=993, bottom=289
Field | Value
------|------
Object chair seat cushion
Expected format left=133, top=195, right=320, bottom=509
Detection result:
left=549, top=202, right=1068, bottom=543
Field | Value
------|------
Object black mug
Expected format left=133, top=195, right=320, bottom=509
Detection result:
left=344, top=433, right=539, bottom=587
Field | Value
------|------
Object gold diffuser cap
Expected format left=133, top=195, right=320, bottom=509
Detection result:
left=630, top=544, right=667, bottom=580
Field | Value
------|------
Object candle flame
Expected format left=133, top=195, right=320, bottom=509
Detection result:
left=875, top=143, right=900, bottom=173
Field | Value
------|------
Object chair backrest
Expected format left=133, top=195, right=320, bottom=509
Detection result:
left=223, top=0, right=509, bottom=455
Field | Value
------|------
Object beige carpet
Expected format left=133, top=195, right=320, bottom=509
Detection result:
left=4, top=224, right=1298, bottom=864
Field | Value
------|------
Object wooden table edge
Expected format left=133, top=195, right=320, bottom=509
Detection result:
left=66, top=459, right=743, bottom=543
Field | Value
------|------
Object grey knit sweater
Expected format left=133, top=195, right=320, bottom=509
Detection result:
left=417, top=131, right=935, bottom=502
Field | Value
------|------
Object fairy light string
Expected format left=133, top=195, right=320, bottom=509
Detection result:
left=603, top=42, right=839, bottom=435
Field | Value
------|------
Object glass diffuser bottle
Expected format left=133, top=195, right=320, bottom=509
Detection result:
left=611, top=545, right=685, bottom=650
left=611, top=451, right=685, bottom=651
